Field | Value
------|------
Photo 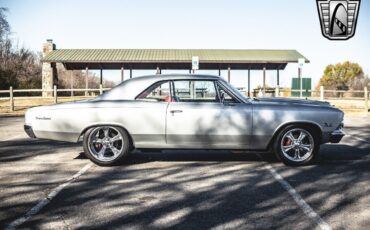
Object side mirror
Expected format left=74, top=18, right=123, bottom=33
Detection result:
left=220, top=92, right=225, bottom=104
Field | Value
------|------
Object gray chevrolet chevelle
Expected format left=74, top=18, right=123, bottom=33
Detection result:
left=24, top=74, right=345, bottom=166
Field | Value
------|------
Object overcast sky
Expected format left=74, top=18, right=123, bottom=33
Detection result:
left=2, top=0, right=370, bottom=89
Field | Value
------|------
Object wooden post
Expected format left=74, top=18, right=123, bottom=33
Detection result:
left=218, top=68, right=221, bottom=76
left=227, top=66, right=231, bottom=83
left=247, top=69, right=251, bottom=97
left=130, top=66, right=132, bottom=79
left=54, top=85, right=57, bottom=104
left=320, top=86, right=324, bottom=101
left=299, top=67, right=303, bottom=98
left=85, top=66, right=89, bottom=96
left=100, top=68, right=103, bottom=85
left=9, top=86, right=14, bottom=112
left=190, top=81, right=195, bottom=99
left=70, top=71, right=74, bottom=97
left=276, top=69, right=280, bottom=97
left=100, top=84, right=103, bottom=95
left=263, top=67, right=266, bottom=96
left=121, top=65, right=124, bottom=82
left=365, top=87, right=368, bottom=113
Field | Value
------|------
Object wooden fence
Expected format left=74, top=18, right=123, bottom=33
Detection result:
left=0, top=85, right=369, bottom=113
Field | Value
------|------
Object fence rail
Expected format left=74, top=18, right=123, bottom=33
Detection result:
left=0, top=85, right=369, bottom=113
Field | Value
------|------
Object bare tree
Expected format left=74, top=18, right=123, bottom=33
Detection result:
left=0, top=8, right=42, bottom=90
left=0, top=8, right=115, bottom=91
left=0, top=7, right=10, bottom=43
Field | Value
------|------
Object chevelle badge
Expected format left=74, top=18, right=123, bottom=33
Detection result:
left=36, top=116, right=51, bottom=120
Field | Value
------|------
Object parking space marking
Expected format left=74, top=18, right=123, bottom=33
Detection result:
left=5, top=163, right=93, bottom=230
left=257, top=155, right=332, bottom=230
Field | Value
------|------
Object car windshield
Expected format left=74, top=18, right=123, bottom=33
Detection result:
left=219, top=78, right=249, bottom=101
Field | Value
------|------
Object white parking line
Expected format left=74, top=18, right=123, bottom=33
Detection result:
left=257, top=155, right=332, bottom=230
left=6, top=163, right=93, bottom=230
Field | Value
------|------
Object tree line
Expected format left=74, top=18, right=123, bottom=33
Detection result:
left=0, top=8, right=114, bottom=91
left=317, top=61, right=369, bottom=91
left=0, top=7, right=42, bottom=89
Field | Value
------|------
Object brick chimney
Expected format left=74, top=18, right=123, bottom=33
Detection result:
left=42, top=39, right=56, bottom=57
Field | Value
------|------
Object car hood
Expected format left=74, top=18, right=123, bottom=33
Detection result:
left=253, top=97, right=332, bottom=107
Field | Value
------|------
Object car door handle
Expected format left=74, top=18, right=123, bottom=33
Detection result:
left=170, top=110, right=183, bottom=114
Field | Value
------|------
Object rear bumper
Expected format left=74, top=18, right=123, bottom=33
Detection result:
left=24, top=125, right=36, bottom=138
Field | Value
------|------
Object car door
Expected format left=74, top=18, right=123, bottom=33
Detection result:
left=166, top=79, right=252, bottom=149
left=133, top=80, right=171, bottom=148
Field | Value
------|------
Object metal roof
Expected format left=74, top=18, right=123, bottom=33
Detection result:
left=43, top=49, right=309, bottom=70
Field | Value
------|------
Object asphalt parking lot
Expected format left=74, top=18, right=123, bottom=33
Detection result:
left=0, top=116, right=369, bottom=230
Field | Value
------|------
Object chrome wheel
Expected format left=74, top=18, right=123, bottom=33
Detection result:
left=280, top=128, right=314, bottom=162
left=88, top=126, right=124, bottom=162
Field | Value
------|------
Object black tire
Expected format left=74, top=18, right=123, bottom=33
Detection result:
left=83, top=126, right=132, bottom=166
left=273, top=125, right=320, bottom=166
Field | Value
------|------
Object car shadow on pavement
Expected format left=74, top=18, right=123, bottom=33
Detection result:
left=317, top=138, right=370, bottom=164
left=0, top=139, right=81, bottom=162
left=120, top=150, right=278, bottom=165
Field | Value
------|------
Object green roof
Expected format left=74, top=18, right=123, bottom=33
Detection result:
left=43, top=49, right=309, bottom=63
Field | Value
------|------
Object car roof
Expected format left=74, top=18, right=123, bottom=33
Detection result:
left=130, top=74, right=220, bottom=81
left=97, top=74, right=221, bottom=101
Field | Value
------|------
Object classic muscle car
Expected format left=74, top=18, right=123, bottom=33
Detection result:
left=24, top=74, right=345, bottom=166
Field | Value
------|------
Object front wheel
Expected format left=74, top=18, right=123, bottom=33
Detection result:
left=83, top=126, right=132, bottom=166
left=274, top=125, right=319, bottom=166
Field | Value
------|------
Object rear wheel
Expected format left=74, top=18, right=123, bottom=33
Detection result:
left=83, top=126, right=131, bottom=166
left=274, top=125, right=319, bottom=166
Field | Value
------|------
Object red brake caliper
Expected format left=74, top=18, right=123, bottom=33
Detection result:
left=284, top=138, right=292, bottom=147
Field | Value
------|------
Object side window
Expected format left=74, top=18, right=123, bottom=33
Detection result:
left=173, top=80, right=218, bottom=103
left=136, top=81, right=171, bottom=102
left=217, top=83, right=240, bottom=103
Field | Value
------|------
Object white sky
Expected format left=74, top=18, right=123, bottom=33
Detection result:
left=3, top=0, right=370, bottom=89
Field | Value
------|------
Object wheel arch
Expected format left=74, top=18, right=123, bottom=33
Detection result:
left=267, top=121, right=323, bottom=150
left=78, top=123, right=135, bottom=148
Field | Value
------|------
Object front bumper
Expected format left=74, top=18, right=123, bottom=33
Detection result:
left=329, top=124, right=345, bottom=143
left=24, top=125, right=36, bottom=138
